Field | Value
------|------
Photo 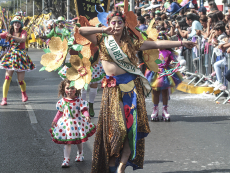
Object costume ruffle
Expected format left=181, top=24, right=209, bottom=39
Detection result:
left=145, top=67, right=183, bottom=91
left=58, top=65, right=69, bottom=79
left=49, top=123, right=96, bottom=144
left=90, top=59, right=105, bottom=84
left=0, top=39, right=35, bottom=71
left=145, top=49, right=183, bottom=91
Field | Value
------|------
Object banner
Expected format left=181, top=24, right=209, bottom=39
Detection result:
left=74, top=0, right=111, bottom=20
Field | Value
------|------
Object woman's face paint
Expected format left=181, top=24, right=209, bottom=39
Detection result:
left=109, top=16, right=125, bottom=35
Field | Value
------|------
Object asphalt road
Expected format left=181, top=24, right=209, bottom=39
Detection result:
left=0, top=48, right=230, bottom=173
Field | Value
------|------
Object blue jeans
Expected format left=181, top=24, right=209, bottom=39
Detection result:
left=214, top=59, right=225, bottom=83
left=225, top=70, right=230, bottom=82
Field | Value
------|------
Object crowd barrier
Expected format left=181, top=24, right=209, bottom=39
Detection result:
left=180, top=35, right=230, bottom=104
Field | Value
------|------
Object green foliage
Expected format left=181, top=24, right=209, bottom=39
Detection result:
left=1, top=0, right=77, bottom=18
left=43, top=48, right=51, bottom=54
left=39, top=66, right=46, bottom=71
left=78, top=52, right=83, bottom=59
left=70, top=81, right=75, bottom=87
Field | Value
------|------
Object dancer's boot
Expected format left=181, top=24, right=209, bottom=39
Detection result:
left=89, top=102, right=95, bottom=117
left=1, top=76, right=12, bottom=106
left=19, top=80, right=28, bottom=102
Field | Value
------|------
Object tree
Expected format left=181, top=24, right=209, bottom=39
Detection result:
left=0, top=0, right=77, bottom=19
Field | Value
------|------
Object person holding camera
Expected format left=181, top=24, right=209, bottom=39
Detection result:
left=176, top=13, right=202, bottom=39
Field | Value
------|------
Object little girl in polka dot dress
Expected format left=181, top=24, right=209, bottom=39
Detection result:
left=49, top=79, right=96, bottom=168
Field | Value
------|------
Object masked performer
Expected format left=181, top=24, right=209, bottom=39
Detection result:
left=0, top=16, right=36, bottom=106
left=79, top=11, right=195, bottom=173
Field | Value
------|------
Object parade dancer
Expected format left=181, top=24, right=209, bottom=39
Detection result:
left=145, top=31, right=183, bottom=122
left=49, top=79, right=96, bottom=168
left=42, top=16, right=70, bottom=41
left=79, top=10, right=195, bottom=173
left=0, top=16, right=36, bottom=106
left=81, top=51, right=105, bottom=117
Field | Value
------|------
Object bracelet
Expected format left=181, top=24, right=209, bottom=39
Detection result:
left=181, top=40, right=183, bottom=46
left=120, top=162, right=126, bottom=166
left=102, top=27, right=103, bottom=33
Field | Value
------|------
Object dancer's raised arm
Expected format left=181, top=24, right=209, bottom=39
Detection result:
left=140, top=40, right=196, bottom=51
left=79, top=26, right=196, bottom=50
left=79, top=26, right=115, bottom=45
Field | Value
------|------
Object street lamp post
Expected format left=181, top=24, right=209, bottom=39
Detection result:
left=33, top=0, right=34, bottom=16
left=14, top=0, right=15, bottom=14
left=26, top=0, right=27, bottom=16
left=42, top=0, right=44, bottom=13
left=67, top=0, right=70, bottom=20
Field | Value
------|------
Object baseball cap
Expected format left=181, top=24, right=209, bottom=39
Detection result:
left=198, top=7, right=207, bottom=13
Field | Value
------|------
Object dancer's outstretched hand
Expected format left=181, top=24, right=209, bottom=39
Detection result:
left=104, top=26, right=115, bottom=35
left=183, top=41, right=196, bottom=49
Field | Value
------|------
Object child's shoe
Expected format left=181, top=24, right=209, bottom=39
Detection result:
left=151, top=106, right=159, bottom=121
left=61, top=158, right=70, bottom=168
left=162, top=106, right=170, bottom=122
left=75, top=151, right=84, bottom=162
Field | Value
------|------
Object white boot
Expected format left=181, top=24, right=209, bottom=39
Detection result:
left=162, top=106, right=170, bottom=122
left=151, top=106, right=159, bottom=121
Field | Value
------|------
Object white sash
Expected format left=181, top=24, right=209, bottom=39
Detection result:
left=104, top=35, right=151, bottom=97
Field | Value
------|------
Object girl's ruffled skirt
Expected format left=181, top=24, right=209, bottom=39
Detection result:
left=0, top=48, right=35, bottom=71
left=145, top=67, right=183, bottom=91
left=49, top=116, right=96, bottom=145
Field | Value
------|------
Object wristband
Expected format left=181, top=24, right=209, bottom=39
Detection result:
left=181, top=40, right=183, bottom=46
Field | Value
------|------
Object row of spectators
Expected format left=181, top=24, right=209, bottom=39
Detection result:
left=132, top=0, right=230, bottom=94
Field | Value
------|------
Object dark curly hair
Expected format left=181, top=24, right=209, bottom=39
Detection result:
left=107, top=11, right=126, bottom=25
left=10, top=25, right=23, bottom=36
left=58, top=79, right=81, bottom=98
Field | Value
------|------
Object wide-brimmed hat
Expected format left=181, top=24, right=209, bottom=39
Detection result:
left=10, top=16, right=24, bottom=27
left=57, top=16, right=65, bottom=23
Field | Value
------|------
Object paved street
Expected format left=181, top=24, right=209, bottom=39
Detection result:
left=1, top=49, right=230, bottom=173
